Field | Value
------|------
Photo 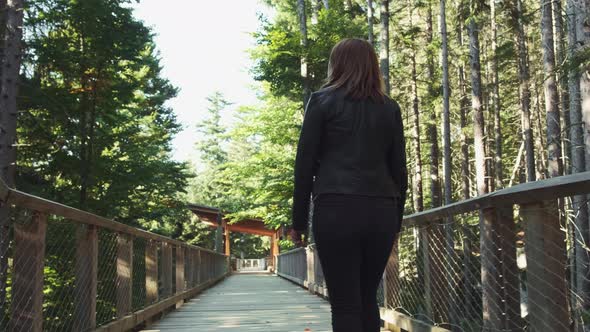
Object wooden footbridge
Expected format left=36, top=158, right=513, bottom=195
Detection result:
left=0, top=172, right=589, bottom=331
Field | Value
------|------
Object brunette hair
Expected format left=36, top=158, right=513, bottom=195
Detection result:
left=321, top=38, right=386, bottom=103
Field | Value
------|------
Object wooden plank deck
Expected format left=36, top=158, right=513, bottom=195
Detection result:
left=143, top=273, right=333, bottom=332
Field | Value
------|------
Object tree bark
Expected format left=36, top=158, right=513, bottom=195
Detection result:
left=567, top=0, right=590, bottom=324
left=408, top=1, right=423, bottom=213
left=457, top=5, right=470, bottom=200
left=296, top=0, right=311, bottom=105
left=553, top=0, right=571, bottom=174
left=468, top=4, right=488, bottom=196
left=311, top=0, right=319, bottom=24
left=0, top=0, right=24, bottom=321
left=440, top=0, right=452, bottom=204
left=367, top=0, right=374, bottom=44
left=541, top=0, right=563, bottom=178
left=514, top=0, right=535, bottom=182
left=323, top=0, right=330, bottom=9
left=379, top=0, right=390, bottom=94
left=490, top=0, right=503, bottom=189
left=425, top=2, right=441, bottom=208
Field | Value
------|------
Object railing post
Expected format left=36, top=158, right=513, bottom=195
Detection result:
left=383, top=236, right=400, bottom=309
left=116, top=233, right=133, bottom=318
left=161, top=242, right=173, bottom=297
left=196, top=249, right=201, bottom=285
left=496, top=205, right=523, bottom=330
left=185, top=247, right=193, bottom=289
left=480, top=206, right=523, bottom=330
left=10, top=211, right=47, bottom=332
left=201, top=251, right=208, bottom=283
left=74, top=224, right=98, bottom=331
left=480, top=207, right=504, bottom=329
left=521, top=200, right=570, bottom=331
left=145, top=239, right=158, bottom=305
left=421, top=219, right=448, bottom=322
left=176, top=245, right=185, bottom=293
left=306, top=246, right=315, bottom=292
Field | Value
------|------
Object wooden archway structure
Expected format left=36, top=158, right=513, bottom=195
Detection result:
left=188, top=204, right=281, bottom=269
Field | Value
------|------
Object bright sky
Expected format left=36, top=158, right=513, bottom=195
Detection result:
left=133, top=0, right=273, bottom=163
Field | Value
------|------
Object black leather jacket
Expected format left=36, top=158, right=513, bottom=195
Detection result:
left=292, top=88, right=408, bottom=233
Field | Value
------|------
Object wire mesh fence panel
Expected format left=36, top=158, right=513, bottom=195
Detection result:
left=0, top=181, right=231, bottom=332
left=96, top=228, right=118, bottom=327
left=42, top=218, right=77, bottom=332
left=565, top=197, right=590, bottom=329
left=0, top=205, right=13, bottom=332
left=132, top=237, right=147, bottom=311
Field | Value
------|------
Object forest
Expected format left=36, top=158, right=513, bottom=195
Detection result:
left=0, top=0, right=589, bottom=329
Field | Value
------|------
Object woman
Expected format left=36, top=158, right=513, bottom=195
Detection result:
left=291, top=38, right=408, bottom=332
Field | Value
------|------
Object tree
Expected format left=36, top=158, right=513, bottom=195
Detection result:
left=540, top=0, right=563, bottom=178
left=408, top=0, right=423, bottom=212
left=456, top=0, right=471, bottom=199
left=440, top=0, right=452, bottom=204
left=553, top=0, right=570, bottom=174
left=367, top=0, right=374, bottom=44
left=0, top=0, right=23, bottom=322
left=567, top=0, right=590, bottom=316
left=296, top=0, right=311, bottom=105
left=489, top=0, right=503, bottom=189
left=426, top=1, right=442, bottom=207
left=196, top=92, right=231, bottom=167
left=468, top=0, right=488, bottom=196
left=512, top=0, right=535, bottom=182
left=379, top=0, right=390, bottom=94
left=19, top=0, right=190, bottom=231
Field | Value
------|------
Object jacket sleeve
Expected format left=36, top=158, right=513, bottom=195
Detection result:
left=292, top=94, right=323, bottom=232
left=390, top=104, right=408, bottom=233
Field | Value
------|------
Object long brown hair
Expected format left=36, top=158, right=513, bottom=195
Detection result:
left=321, top=38, right=386, bottom=103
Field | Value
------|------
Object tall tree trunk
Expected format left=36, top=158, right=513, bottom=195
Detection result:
left=468, top=5, right=488, bottom=196
left=541, top=0, right=563, bottom=178
left=0, top=0, right=24, bottom=322
left=426, top=2, right=442, bottom=208
left=440, top=0, right=452, bottom=203
left=553, top=0, right=571, bottom=174
left=408, top=1, right=423, bottom=213
left=311, top=0, right=319, bottom=24
left=439, top=0, right=456, bottom=324
left=568, top=0, right=590, bottom=317
left=533, top=89, right=548, bottom=178
left=514, top=0, right=536, bottom=182
left=379, top=0, right=390, bottom=93
left=367, top=0, right=374, bottom=44
left=457, top=6, right=470, bottom=200
left=428, top=125, right=442, bottom=208
left=490, top=0, right=503, bottom=189
left=296, top=0, right=311, bottom=105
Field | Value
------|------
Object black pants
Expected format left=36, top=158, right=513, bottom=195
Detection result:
left=312, top=194, right=399, bottom=332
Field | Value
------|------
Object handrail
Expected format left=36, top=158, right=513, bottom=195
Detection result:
left=0, top=179, right=230, bottom=332
left=0, top=179, right=220, bottom=255
left=403, top=170, right=590, bottom=226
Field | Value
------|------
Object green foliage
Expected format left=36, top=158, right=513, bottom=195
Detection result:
left=18, top=0, right=190, bottom=236
left=219, top=92, right=301, bottom=229
left=251, top=1, right=366, bottom=99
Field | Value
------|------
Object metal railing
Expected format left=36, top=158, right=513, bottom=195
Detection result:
left=276, top=171, right=590, bottom=331
left=277, top=245, right=328, bottom=296
left=0, top=181, right=230, bottom=332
